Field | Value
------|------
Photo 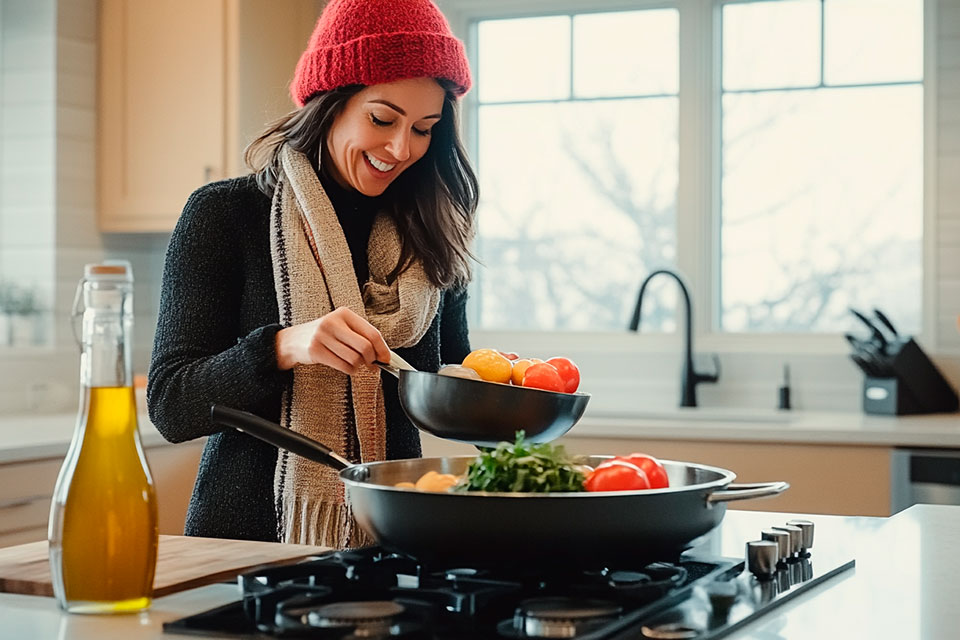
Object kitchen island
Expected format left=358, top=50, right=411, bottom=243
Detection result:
left=0, top=503, right=956, bottom=639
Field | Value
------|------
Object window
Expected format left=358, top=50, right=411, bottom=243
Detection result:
left=720, top=0, right=923, bottom=333
left=463, top=0, right=925, bottom=337
left=472, top=9, right=680, bottom=332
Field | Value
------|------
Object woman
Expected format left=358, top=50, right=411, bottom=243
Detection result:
left=147, top=0, right=477, bottom=548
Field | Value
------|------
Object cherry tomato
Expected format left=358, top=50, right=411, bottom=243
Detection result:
left=545, top=356, right=580, bottom=393
left=613, top=453, right=669, bottom=489
left=521, top=362, right=565, bottom=392
left=584, top=460, right=651, bottom=492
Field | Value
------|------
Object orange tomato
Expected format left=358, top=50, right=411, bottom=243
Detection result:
left=510, top=358, right=543, bottom=386
left=461, top=349, right=513, bottom=384
left=520, top=362, right=565, bottom=392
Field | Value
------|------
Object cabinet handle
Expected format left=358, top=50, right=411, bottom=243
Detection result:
left=204, top=166, right=216, bottom=182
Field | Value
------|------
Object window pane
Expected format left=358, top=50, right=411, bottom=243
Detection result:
left=722, top=0, right=821, bottom=90
left=824, top=0, right=923, bottom=85
left=478, top=17, right=570, bottom=103
left=476, top=99, right=678, bottom=331
left=573, top=9, right=679, bottom=97
left=720, top=86, right=922, bottom=333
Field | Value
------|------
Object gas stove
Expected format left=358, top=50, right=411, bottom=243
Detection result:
left=164, top=519, right=853, bottom=639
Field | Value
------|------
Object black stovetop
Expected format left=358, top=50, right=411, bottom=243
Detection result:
left=164, top=542, right=853, bottom=640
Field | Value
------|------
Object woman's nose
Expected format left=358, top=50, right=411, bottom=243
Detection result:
left=385, top=130, right=411, bottom=162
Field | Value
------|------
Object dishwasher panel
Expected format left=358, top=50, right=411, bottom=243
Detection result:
left=891, top=448, right=960, bottom=513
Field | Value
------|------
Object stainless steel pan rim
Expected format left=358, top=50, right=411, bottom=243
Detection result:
left=338, top=456, right=786, bottom=503
left=210, top=404, right=790, bottom=565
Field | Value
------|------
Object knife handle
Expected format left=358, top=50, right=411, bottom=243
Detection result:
left=873, top=308, right=899, bottom=338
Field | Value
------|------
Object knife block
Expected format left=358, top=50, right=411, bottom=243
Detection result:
left=862, top=338, right=959, bottom=415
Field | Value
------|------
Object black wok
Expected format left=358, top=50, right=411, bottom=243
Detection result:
left=211, top=405, right=788, bottom=567
left=378, top=361, right=590, bottom=447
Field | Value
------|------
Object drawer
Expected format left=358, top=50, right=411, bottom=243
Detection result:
left=0, top=494, right=51, bottom=536
left=0, top=459, right=61, bottom=503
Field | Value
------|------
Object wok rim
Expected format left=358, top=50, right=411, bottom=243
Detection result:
left=339, top=456, right=737, bottom=497
left=399, top=368, right=593, bottom=400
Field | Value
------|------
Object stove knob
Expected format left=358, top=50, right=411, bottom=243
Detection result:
left=760, top=529, right=790, bottom=565
left=746, top=540, right=778, bottom=578
left=772, top=524, right=802, bottom=559
left=787, top=519, right=815, bottom=553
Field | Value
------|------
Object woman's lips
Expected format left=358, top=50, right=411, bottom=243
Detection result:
left=363, top=151, right=396, bottom=178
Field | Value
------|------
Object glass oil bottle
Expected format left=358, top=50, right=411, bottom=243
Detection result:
left=48, top=261, right=158, bottom=613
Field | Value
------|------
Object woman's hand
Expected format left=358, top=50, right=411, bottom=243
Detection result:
left=275, top=307, right=391, bottom=375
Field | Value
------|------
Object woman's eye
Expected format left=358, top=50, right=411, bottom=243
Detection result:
left=413, top=127, right=431, bottom=137
left=370, top=114, right=392, bottom=127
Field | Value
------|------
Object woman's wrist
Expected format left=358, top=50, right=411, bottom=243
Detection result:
left=275, top=326, right=300, bottom=371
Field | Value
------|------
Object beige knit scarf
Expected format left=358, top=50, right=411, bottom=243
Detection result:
left=269, top=145, right=439, bottom=548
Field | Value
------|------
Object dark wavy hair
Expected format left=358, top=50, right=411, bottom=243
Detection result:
left=244, top=81, right=478, bottom=289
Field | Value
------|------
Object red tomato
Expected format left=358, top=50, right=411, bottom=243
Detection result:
left=613, top=453, right=669, bottom=489
left=521, top=362, right=565, bottom=392
left=545, top=356, right=580, bottom=393
left=584, top=460, right=651, bottom=492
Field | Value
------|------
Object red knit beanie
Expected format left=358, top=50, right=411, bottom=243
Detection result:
left=290, top=0, right=472, bottom=107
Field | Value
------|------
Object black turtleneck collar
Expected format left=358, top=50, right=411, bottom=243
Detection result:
left=317, top=166, right=381, bottom=285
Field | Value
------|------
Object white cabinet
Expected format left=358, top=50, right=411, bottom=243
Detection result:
left=97, top=0, right=321, bottom=232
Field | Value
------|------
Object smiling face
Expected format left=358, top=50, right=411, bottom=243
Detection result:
left=325, top=77, right=446, bottom=197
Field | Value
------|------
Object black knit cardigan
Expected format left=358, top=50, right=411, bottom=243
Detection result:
left=147, top=175, right=471, bottom=542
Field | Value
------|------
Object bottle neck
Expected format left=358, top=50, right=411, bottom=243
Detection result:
left=79, top=292, right=133, bottom=389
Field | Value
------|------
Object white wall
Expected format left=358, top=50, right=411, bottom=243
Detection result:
left=0, top=0, right=56, bottom=345
left=937, top=1, right=960, bottom=353
left=0, top=0, right=170, bottom=413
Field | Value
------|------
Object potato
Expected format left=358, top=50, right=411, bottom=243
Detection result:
left=413, top=470, right=460, bottom=492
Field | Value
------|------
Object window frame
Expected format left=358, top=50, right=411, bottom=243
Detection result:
left=438, top=0, right=937, bottom=394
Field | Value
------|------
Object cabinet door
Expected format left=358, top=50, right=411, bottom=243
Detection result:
left=99, top=0, right=226, bottom=232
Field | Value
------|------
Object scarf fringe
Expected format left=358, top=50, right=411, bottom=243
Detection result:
left=279, top=494, right=374, bottom=549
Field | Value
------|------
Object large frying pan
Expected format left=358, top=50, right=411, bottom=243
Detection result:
left=376, top=355, right=590, bottom=447
left=211, top=405, right=788, bottom=567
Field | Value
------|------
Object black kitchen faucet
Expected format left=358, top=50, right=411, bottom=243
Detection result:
left=629, top=269, right=720, bottom=408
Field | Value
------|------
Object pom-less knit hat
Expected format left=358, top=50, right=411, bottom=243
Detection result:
left=290, top=0, right=472, bottom=107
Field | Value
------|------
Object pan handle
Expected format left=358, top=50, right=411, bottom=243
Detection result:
left=210, top=404, right=352, bottom=471
left=374, top=350, right=416, bottom=379
left=374, top=361, right=401, bottom=379
left=707, top=481, right=790, bottom=504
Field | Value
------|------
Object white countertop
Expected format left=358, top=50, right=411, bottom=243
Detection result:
left=572, top=407, right=960, bottom=448
left=0, top=504, right=956, bottom=639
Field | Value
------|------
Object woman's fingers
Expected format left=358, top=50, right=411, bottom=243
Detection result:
left=305, top=308, right=390, bottom=373
left=309, top=339, right=364, bottom=375
left=330, top=309, right=391, bottom=365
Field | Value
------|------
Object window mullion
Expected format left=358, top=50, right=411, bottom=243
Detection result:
left=676, top=0, right=715, bottom=337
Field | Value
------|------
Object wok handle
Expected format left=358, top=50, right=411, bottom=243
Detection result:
left=374, top=361, right=401, bottom=379
left=210, top=404, right=352, bottom=471
left=707, top=481, right=790, bottom=504
left=374, top=350, right=416, bottom=379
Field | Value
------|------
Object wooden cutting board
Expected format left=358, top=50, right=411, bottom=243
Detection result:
left=0, top=535, right=329, bottom=598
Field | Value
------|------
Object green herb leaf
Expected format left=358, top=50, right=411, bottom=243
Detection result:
left=454, top=430, right=586, bottom=493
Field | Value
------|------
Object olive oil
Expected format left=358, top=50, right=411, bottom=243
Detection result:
left=49, top=263, right=158, bottom=613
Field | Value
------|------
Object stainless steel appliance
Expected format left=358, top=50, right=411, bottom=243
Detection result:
left=891, top=448, right=960, bottom=513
